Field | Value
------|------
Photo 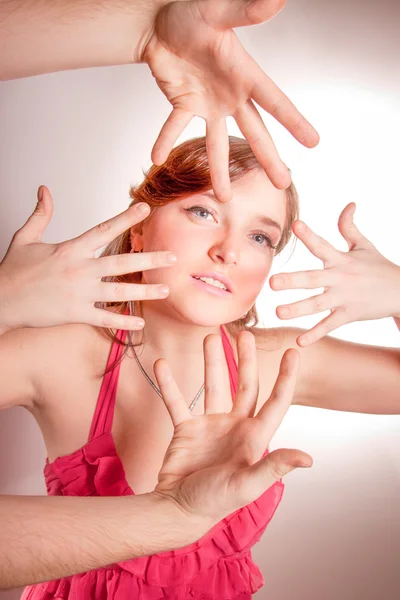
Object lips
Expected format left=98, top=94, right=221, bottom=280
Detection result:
left=191, top=272, right=233, bottom=293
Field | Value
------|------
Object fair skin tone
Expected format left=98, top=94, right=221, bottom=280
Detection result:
left=0, top=168, right=399, bottom=587
left=0, top=0, right=319, bottom=199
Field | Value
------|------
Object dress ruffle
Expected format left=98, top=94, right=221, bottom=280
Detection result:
left=23, top=433, right=283, bottom=599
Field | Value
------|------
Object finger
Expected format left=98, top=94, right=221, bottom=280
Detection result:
left=270, top=269, right=335, bottom=291
left=94, top=282, right=170, bottom=303
left=154, top=358, right=191, bottom=427
left=83, top=308, right=146, bottom=330
left=204, top=333, right=229, bottom=414
left=234, top=100, right=291, bottom=189
left=231, top=331, right=259, bottom=417
left=13, top=185, right=54, bottom=246
left=206, top=118, right=231, bottom=202
left=296, top=309, right=349, bottom=347
left=229, top=447, right=312, bottom=505
left=293, top=220, right=339, bottom=265
left=201, top=0, right=287, bottom=29
left=74, top=203, right=150, bottom=253
left=94, top=251, right=177, bottom=277
left=338, top=203, right=373, bottom=251
left=255, top=348, right=299, bottom=439
left=276, top=292, right=331, bottom=320
left=251, top=65, right=319, bottom=148
left=151, top=108, right=193, bottom=165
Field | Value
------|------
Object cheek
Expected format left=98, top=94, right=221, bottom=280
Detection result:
left=240, top=255, right=273, bottom=296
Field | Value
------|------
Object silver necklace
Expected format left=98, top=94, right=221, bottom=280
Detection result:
left=131, top=346, right=205, bottom=412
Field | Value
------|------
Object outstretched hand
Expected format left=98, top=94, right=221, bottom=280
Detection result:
left=144, top=0, right=319, bottom=202
left=0, top=186, right=177, bottom=332
left=152, top=330, right=312, bottom=524
left=270, top=203, right=400, bottom=346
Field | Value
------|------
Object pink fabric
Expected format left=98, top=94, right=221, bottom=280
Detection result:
left=22, top=327, right=284, bottom=599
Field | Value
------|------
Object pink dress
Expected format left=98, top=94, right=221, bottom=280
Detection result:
left=22, top=327, right=284, bottom=600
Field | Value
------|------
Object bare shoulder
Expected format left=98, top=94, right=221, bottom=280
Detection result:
left=249, top=325, right=304, bottom=353
left=0, top=323, right=110, bottom=396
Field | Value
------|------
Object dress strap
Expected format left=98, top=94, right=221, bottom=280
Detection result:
left=88, top=329, right=127, bottom=441
left=220, top=326, right=238, bottom=398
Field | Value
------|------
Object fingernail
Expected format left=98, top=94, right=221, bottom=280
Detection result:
left=135, top=319, right=145, bottom=329
left=37, top=186, right=44, bottom=203
left=157, top=285, right=169, bottom=297
left=298, top=335, right=308, bottom=346
left=272, top=277, right=283, bottom=288
left=165, top=253, right=177, bottom=264
left=136, top=203, right=150, bottom=216
left=279, top=306, right=289, bottom=317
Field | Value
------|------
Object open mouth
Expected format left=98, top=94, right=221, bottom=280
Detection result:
left=191, top=276, right=231, bottom=295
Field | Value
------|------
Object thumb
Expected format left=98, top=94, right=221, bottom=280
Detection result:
left=199, top=0, right=286, bottom=30
left=337, top=203, right=371, bottom=251
left=13, top=185, right=54, bottom=246
left=230, top=448, right=312, bottom=504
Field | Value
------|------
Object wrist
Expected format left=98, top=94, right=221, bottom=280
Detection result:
left=136, top=0, right=187, bottom=63
left=133, top=492, right=213, bottom=553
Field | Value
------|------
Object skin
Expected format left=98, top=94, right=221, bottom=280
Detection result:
left=0, top=168, right=398, bottom=590
left=1, top=169, right=398, bottom=499
left=0, top=0, right=319, bottom=199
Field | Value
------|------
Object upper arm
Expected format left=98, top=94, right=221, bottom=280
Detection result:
left=293, top=330, right=400, bottom=414
left=0, top=328, right=40, bottom=410
left=254, top=326, right=400, bottom=415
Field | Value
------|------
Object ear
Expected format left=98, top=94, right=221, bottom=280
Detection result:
left=129, top=228, right=144, bottom=252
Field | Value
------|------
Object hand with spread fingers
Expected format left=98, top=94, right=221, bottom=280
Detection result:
left=152, top=331, right=312, bottom=521
left=0, top=186, right=176, bottom=333
left=270, top=203, right=400, bottom=347
left=145, top=0, right=319, bottom=202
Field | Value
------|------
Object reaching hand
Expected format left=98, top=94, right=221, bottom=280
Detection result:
left=0, top=186, right=177, bottom=332
left=270, top=203, right=400, bottom=346
left=144, top=0, right=319, bottom=202
left=152, top=330, right=312, bottom=524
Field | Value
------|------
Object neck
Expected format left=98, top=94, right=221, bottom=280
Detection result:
left=136, top=302, right=222, bottom=359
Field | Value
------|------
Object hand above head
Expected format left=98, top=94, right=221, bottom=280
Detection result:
left=270, top=203, right=400, bottom=347
left=144, top=0, right=320, bottom=202
left=0, top=186, right=176, bottom=333
left=152, top=330, right=312, bottom=524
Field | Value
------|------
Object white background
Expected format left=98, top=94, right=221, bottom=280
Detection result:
left=0, top=0, right=399, bottom=598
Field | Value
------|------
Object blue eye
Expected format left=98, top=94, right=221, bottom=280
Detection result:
left=252, top=232, right=275, bottom=248
left=185, top=206, right=213, bottom=220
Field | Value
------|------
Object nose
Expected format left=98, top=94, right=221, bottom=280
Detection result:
left=208, top=232, right=239, bottom=266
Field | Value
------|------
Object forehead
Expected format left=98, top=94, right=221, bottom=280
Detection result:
left=218, top=169, right=287, bottom=226
left=150, top=169, right=288, bottom=229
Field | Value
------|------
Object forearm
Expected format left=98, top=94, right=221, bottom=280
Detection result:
left=0, top=0, right=178, bottom=80
left=0, top=492, right=207, bottom=589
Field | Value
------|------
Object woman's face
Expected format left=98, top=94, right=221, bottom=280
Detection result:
left=133, top=169, right=287, bottom=326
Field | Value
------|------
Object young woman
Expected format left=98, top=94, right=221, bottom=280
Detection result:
left=1, top=136, right=399, bottom=599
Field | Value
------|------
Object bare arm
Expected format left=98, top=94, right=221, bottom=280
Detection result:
left=0, top=0, right=175, bottom=80
left=0, top=332, right=309, bottom=590
left=0, top=492, right=201, bottom=590
left=279, top=327, right=400, bottom=415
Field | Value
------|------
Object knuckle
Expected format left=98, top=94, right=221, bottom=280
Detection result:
left=100, top=314, right=115, bottom=328
left=96, top=220, right=112, bottom=236
left=53, top=243, right=72, bottom=261
left=114, top=254, right=128, bottom=271
left=112, top=285, right=123, bottom=299
left=312, top=295, right=325, bottom=311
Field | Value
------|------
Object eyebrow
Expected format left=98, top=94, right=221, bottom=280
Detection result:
left=199, top=192, right=282, bottom=233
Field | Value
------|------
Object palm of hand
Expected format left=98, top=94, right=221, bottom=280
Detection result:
left=146, top=2, right=251, bottom=119
left=155, top=412, right=267, bottom=520
left=143, top=1, right=318, bottom=198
